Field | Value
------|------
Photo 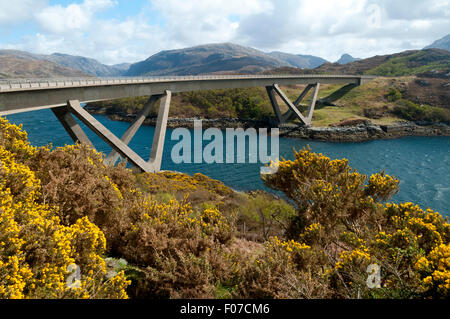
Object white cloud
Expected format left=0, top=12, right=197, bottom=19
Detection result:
left=34, top=0, right=116, bottom=34
left=0, top=0, right=47, bottom=25
left=1, top=0, right=449, bottom=64
left=150, top=0, right=272, bottom=48
left=234, top=0, right=450, bottom=60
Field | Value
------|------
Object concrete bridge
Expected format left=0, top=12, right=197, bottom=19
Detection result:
left=0, top=74, right=374, bottom=172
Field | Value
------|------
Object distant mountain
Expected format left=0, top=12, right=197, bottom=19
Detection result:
left=0, top=50, right=128, bottom=77
left=44, top=53, right=127, bottom=77
left=0, top=54, right=91, bottom=79
left=336, top=54, right=360, bottom=64
left=424, top=34, right=450, bottom=51
left=268, top=51, right=327, bottom=68
left=126, top=43, right=293, bottom=76
left=111, top=63, right=132, bottom=73
left=314, top=48, right=450, bottom=76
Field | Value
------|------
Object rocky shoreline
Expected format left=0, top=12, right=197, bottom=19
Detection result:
left=85, top=105, right=450, bottom=142
left=278, top=121, right=450, bottom=142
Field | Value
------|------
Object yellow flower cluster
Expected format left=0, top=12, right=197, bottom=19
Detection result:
left=104, top=175, right=123, bottom=200
left=415, top=244, right=450, bottom=296
left=142, top=171, right=233, bottom=196
left=141, top=197, right=197, bottom=227
left=139, top=195, right=234, bottom=243
left=0, top=117, right=130, bottom=299
left=365, top=172, right=399, bottom=200
left=199, top=208, right=232, bottom=235
left=384, top=203, right=449, bottom=249
left=269, top=236, right=310, bottom=253
left=299, top=223, right=323, bottom=244
left=335, top=247, right=371, bottom=270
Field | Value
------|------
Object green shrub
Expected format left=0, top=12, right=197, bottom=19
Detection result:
left=0, top=118, right=130, bottom=299
left=87, top=88, right=274, bottom=120
left=393, top=100, right=450, bottom=123
left=238, top=191, right=295, bottom=241
left=250, top=148, right=450, bottom=299
left=385, top=88, right=402, bottom=102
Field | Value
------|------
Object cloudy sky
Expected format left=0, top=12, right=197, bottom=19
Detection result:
left=0, top=0, right=448, bottom=65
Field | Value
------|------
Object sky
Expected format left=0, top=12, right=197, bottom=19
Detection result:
left=0, top=0, right=448, bottom=65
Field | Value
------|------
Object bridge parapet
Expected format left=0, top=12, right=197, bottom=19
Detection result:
left=0, top=75, right=375, bottom=92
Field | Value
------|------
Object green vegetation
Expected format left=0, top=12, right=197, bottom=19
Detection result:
left=256, top=148, right=450, bottom=298
left=393, top=99, right=450, bottom=123
left=1, top=117, right=448, bottom=299
left=89, top=87, right=274, bottom=120
left=366, top=50, right=450, bottom=76
left=385, top=88, right=403, bottom=102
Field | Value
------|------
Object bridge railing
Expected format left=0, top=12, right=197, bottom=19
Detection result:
left=0, top=74, right=374, bottom=92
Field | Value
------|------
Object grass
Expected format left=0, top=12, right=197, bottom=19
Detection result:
left=277, top=76, right=429, bottom=126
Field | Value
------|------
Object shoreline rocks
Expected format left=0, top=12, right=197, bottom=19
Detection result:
left=278, top=121, right=450, bottom=142
left=85, top=105, right=450, bottom=142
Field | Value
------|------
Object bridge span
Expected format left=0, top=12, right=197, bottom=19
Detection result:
left=0, top=74, right=374, bottom=172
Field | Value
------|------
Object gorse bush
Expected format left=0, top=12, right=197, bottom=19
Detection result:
left=0, top=118, right=130, bottom=299
left=115, top=198, right=232, bottom=298
left=256, top=148, right=449, bottom=298
left=0, top=117, right=239, bottom=299
left=262, top=148, right=400, bottom=240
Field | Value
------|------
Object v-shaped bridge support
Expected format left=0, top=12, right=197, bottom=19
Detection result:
left=266, top=83, right=320, bottom=126
left=51, top=91, right=172, bottom=173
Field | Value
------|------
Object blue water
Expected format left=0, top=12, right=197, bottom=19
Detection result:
left=6, top=109, right=450, bottom=217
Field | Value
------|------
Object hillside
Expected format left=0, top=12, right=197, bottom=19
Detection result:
left=314, top=49, right=450, bottom=76
left=0, top=49, right=126, bottom=77
left=424, top=34, right=450, bottom=51
left=0, top=54, right=92, bottom=78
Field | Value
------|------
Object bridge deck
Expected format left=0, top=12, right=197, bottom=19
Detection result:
left=0, top=75, right=374, bottom=115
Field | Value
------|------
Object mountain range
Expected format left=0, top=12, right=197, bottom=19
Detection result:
left=0, top=50, right=128, bottom=78
left=125, top=43, right=332, bottom=76
left=313, top=48, right=450, bottom=76
left=0, top=34, right=448, bottom=78
left=0, top=53, right=92, bottom=78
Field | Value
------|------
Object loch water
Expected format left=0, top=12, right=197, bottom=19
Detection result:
left=6, top=109, right=450, bottom=217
